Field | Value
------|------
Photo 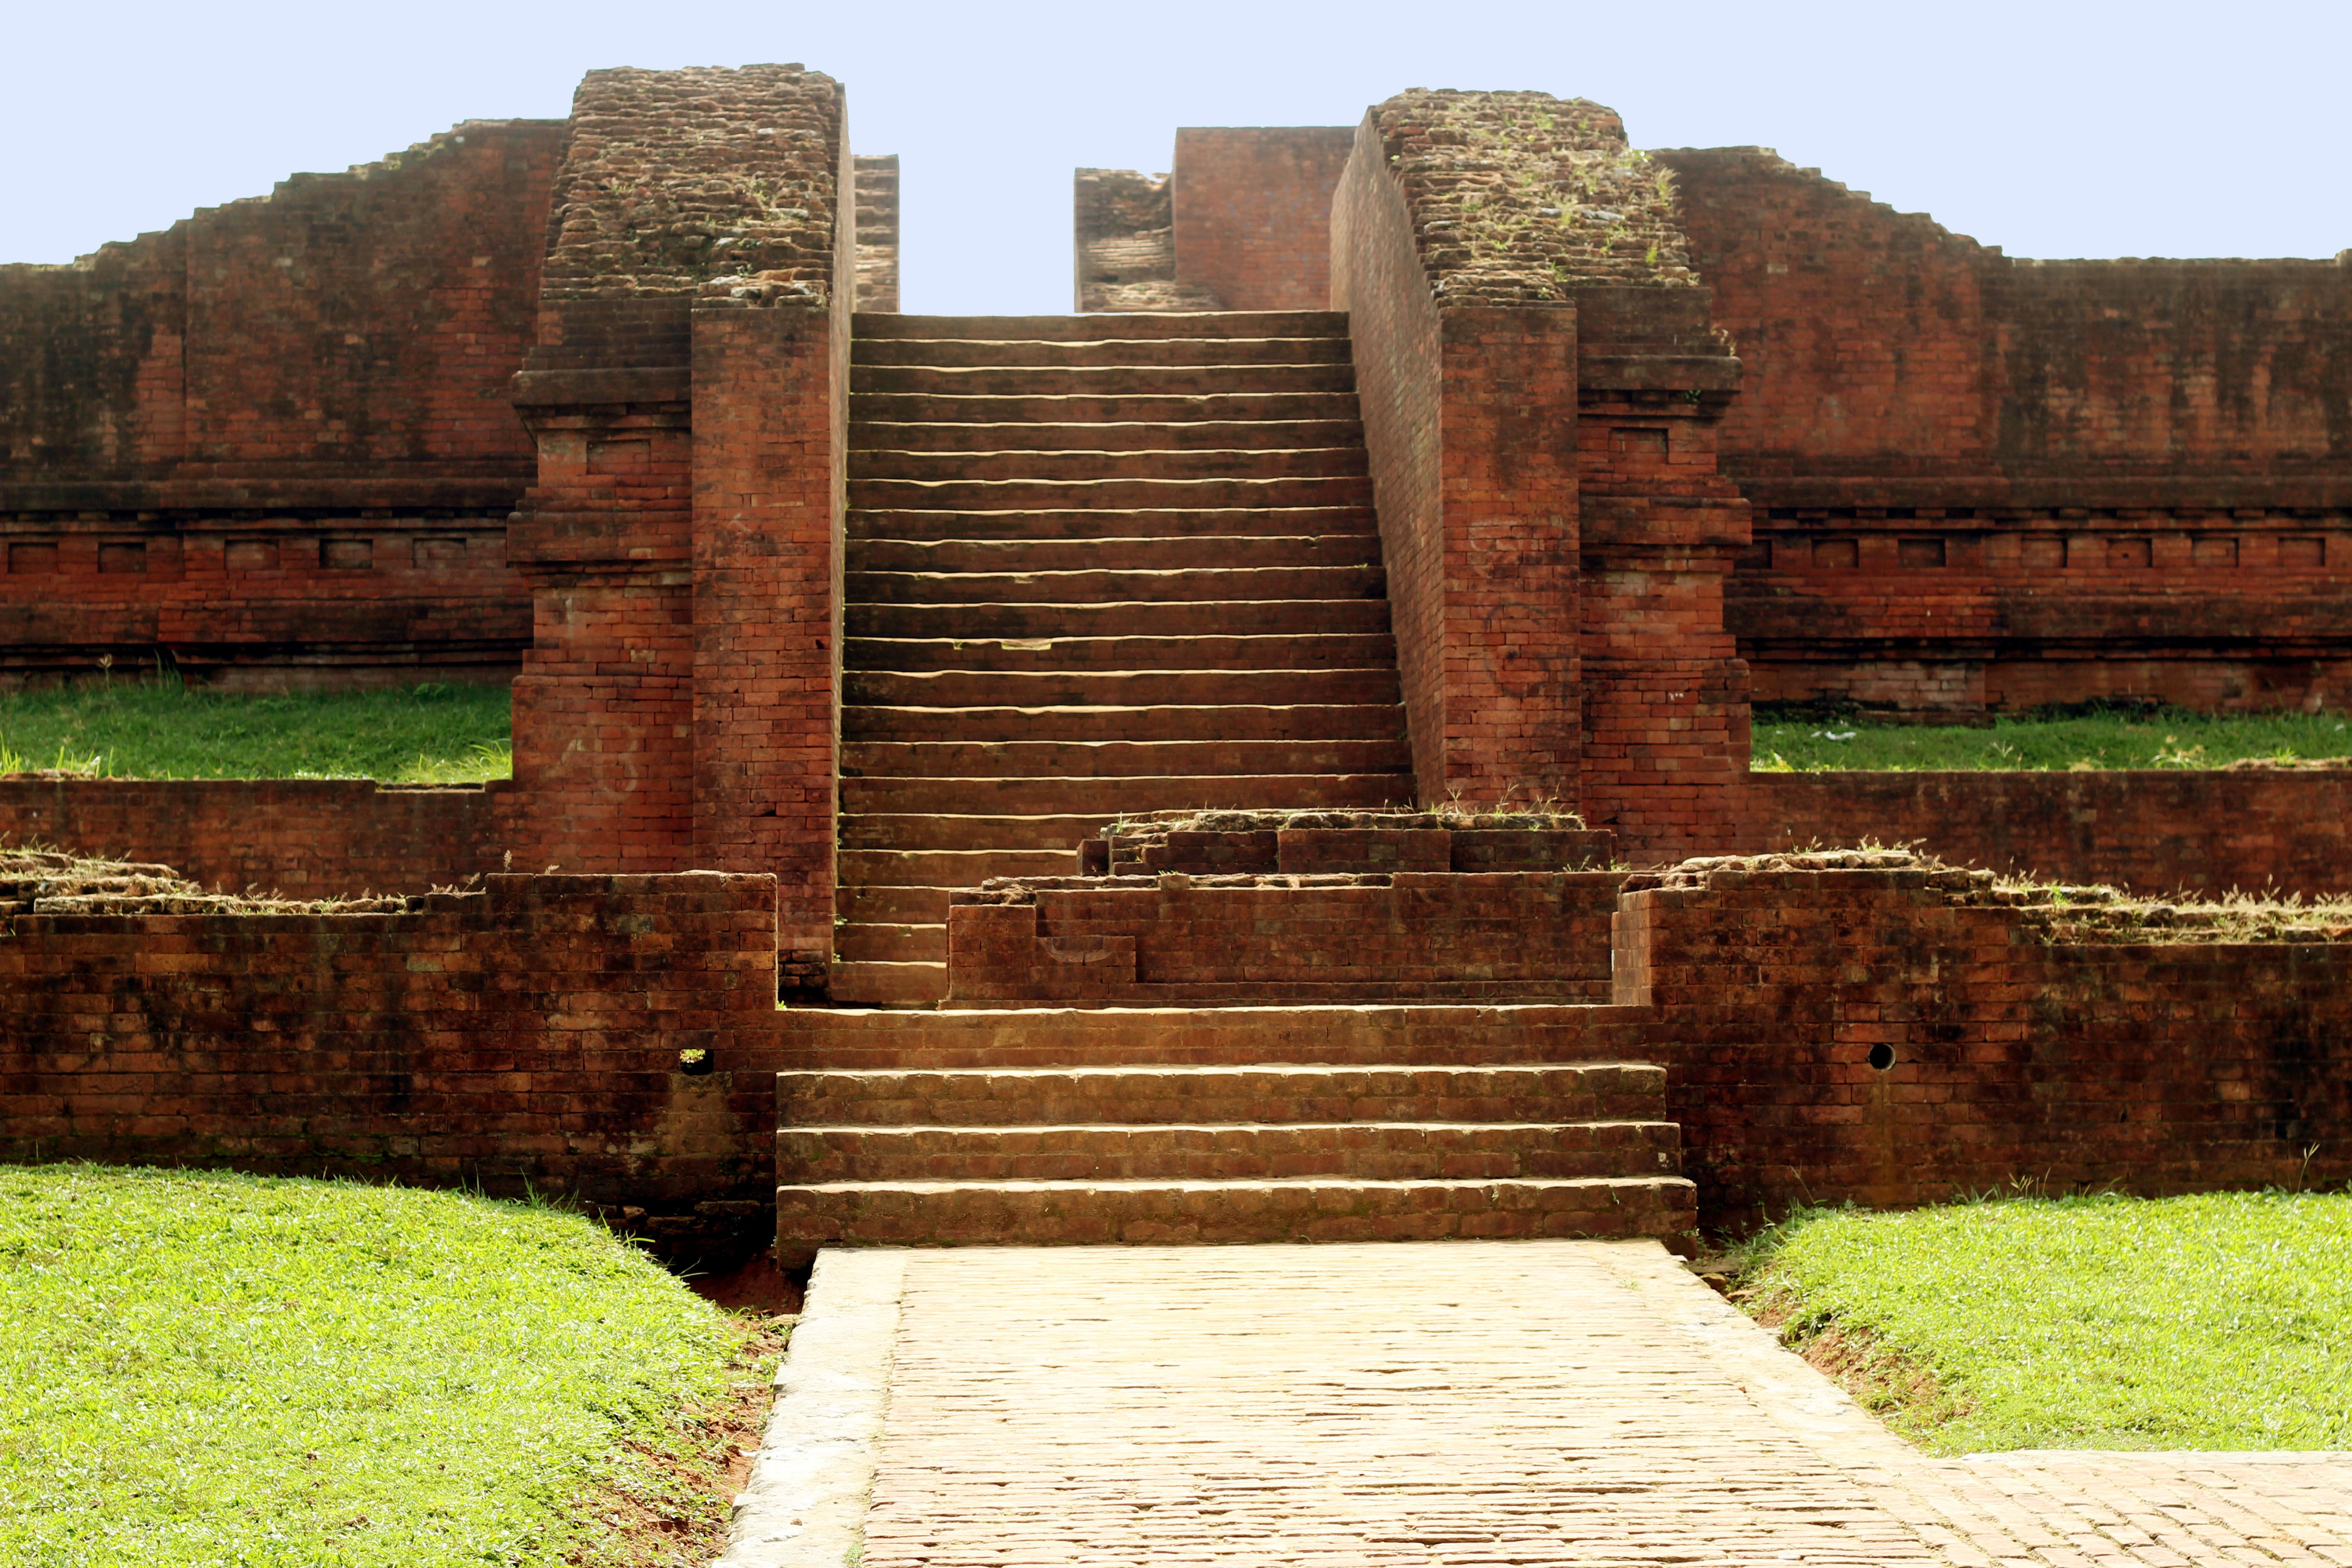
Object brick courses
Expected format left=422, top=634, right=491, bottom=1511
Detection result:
left=1171, top=128, right=1354, bottom=312
left=0, top=120, right=559, bottom=686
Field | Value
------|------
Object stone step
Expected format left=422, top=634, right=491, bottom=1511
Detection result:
left=845, top=564, right=1385, bottom=606
left=853, top=311, right=1348, bottom=342
left=853, top=336, right=1352, bottom=369
left=851, top=446, right=1368, bottom=484
left=843, top=632, right=1398, bottom=674
left=783, top=1000, right=1656, bottom=1070
left=834, top=921, right=947, bottom=965
left=838, top=812, right=1113, bottom=852
left=841, top=703, right=1408, bottom=744
left=850, top=419, right=1364, bottom=453
left=852, top=535, right=1379, bottom=576
left=837, top=847, right=1076, bottom=887
left=838, top=883, right=954, bottom=926
left=848, top=506, right=1377, bottom=543
left=842, top=667, right=1401, bottom=710
left=847, top=475, right=1374, bottom=511
left=778, top=1063, right=1670, bottom=1125
left=850, top=364, right=1355, bottom=398
left=840, top=737, right=1415, bottom=778
left=773, top=1176, right=1697, bottom=1254
left=840, top=771, right=1410, bottom=816
left=779, top=1120, right=1683, bottom=1182
left=851, top=392, right=1363, bottom=426
left=848, top=600, right=1393, bottom=640
left=825, top=960, right=948, bottom=1009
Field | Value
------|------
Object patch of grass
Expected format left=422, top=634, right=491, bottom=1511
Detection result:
left=1742, top=1191, right=2352, bottom=1453
left=0, top=677, right=511, bottom=784
left=0, top=1164, right=768, bottom=1567
left=1754, top=707, right=2352, bottom=772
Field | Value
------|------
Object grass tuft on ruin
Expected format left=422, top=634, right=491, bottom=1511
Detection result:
left=1737, top=1191, right=2352, bottom=1453
left=0, top=676, right=512, bottom=784
left=1754, top=707, right=2352, bottom=772
left=0, top=1164, right=774, bottom=1568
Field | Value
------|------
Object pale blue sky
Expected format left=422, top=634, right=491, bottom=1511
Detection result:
left=5, top=0, right=2345, bottom=313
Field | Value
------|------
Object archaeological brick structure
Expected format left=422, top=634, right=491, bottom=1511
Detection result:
left=3, top=68, right=2350, bottom=1258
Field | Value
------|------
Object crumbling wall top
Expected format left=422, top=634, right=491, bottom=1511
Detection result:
left=540, top=64, right=846, bottom=306
left=1369, top=88, right=1698, bottom=304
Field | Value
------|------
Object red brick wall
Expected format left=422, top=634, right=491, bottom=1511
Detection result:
left=0, top=872, right=783, bottom=1260
left=0, top=121, right=559, bottom=687
left=1330, top=114, right=1584, bottom=809
left=1749, top=769, right=2352, bottom=896
left=1659, top=147, right=2352, bottom=717
left=0, top=777, right=508, bottom=894
left=1617, top=860, right=2352, bottom=1226
left=1172, top=128, right=1354, bottom=312
left=947, top=870, right=1622, bottom=1005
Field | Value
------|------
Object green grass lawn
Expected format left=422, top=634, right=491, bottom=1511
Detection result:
left=1744, top=1191, right=2352, bottom=1453
left=1755, top=707, right=2352, bottom=772
left=0, top=679, right=511, bottom=784
left=0, top=1165, right=765, bottom=1568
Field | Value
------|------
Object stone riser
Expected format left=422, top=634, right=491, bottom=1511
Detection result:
left=845, top=564, right=1385, bottom=605
left=848, top=505, right=1376, bottom=542
left=777, top=1063, right=1669, bottom=1127
left=849, top=535, right=1380, bottom=574
left=851, top=446, right=1367, bottom=481
left=851, top=418, right=1366, bottom=453
left=840, top=703, right=1407, bottom=745
left=848, top=475, right=1373, bottom=510
left=777, top=1120, right=1683, bottom=1182
left=840, top=770, right=1408, bottom=815
left=853, top=336, right=1352, bottom=369
left=852, top=310, right=1348, bottom=342
left=843, top=633, right=1399, bottom=674
left=843, top=667, right=1401, bottom=710
left=773, top=1176, right=1698, bottom=1259
left=851, top=364, right=1355, bottom=397
left=841, top=738, right=1414, bottom=779
left=847, top=599, right=1393, bottom=640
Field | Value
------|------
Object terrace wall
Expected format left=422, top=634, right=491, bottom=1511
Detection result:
left=0, top=872, right=784, bottom=1263
left=1659, top=147, right=2352, bottom=718
left=1619, top=859, right=2352, bottom=1226
left=1748, top=768, right=2352, bottom=896
left=0, top=120, right=560, bottom=688
left=1171, top=127, right=1354, bottom=312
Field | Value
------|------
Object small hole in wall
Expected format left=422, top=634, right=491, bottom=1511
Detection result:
left=679, top=1048, right=716, bottom=1078
left=1867, top=1043, right=1896, bottom=1072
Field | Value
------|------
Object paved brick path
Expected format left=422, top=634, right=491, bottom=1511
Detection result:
left=725, top=1241, right=2352, bottom=1567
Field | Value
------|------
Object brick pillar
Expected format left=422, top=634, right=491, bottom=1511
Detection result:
left=1432, top=306, right=1581, bottom=808
left=1573, top=288, right=1753, bottom=860
left=505, top=300, right=698, bottom=873
left=689, top=300, right=846, bottom=996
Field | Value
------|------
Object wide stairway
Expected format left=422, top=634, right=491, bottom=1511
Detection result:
left=775, top=1006, right=1696, bottom=1255
left=832, top=312, right=1415, bottom=1007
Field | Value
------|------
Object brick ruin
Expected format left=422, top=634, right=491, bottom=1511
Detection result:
left=2, top=68, right=2347, bottom=1261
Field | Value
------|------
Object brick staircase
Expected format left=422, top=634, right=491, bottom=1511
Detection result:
left=775, top=1005, right=1696, bottom=1257
left=833, top=311, right=1415, bottom=1007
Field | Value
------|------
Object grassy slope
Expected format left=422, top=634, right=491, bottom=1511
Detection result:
left=1756, top=709, right=2352, bottom=772
left=0, top=680, right=511, bottom=784
left=1748, top=1191, right=2352, bottom=1453
left=0, top=1165, right=752, bottom=1568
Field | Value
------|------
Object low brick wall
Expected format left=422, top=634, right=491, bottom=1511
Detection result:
left=1619, top=858, right=2352, bottom=1226
left=1749, top=769, right=2352, bottom=895
left=0, top=777, right=514, bottom=895
left=948, top=871, right=1622, bottom=1006
left=0, top=872, right=784, bottom=1261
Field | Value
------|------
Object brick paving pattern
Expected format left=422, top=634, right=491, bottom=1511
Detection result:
left=823, top=1242, right=2352, bottom=1568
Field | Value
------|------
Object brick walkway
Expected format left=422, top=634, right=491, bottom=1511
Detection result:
left=724, top=1241, right=2352, bottom=1568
